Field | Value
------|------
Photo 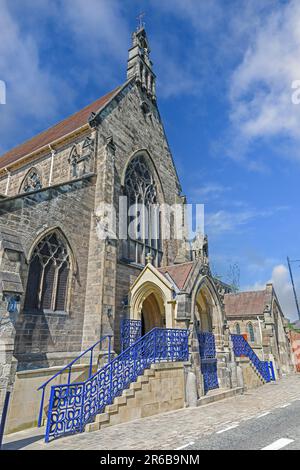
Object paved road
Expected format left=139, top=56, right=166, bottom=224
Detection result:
left=184, top=399, right=300, bottom=450
left=3, top=374, right=300, bottom=450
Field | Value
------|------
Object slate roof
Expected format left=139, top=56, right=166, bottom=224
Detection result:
left=158, top=262, right=194, bottom=290
left=224, top=290, right=269, bottom=318
left=0, top=86, right=122, bottom=170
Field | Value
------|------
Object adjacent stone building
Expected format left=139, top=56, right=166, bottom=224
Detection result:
left=0, top=27, right=294, bottom=435
left=224, top=283, right=293, bottom=377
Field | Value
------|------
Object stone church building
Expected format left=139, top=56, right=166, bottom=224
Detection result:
left=0, top=27, right=294, bottom=436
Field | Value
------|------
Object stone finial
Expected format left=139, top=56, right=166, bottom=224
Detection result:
left=146, top=253, right=153, bottom=264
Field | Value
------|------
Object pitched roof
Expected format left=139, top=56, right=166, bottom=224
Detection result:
left=0, top=86, right=122, bottom=170
left=224, top=290, right=269, bottom=318
left=158, top=262, right=194, bottom=290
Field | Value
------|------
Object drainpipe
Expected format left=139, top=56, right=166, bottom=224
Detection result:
left=4, top=167, right=11, bottom=196
left=48, top=145, right=56, bottom=186
left=257, top=315, right=265, bottom=361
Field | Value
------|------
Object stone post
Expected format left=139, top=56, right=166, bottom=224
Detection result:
left=0, top=228, right=24, bottom=420
left=0, top=301, right=18, bottom=418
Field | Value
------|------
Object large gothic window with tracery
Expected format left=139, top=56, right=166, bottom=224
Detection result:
left=121, top=155, right=162, bottom=266
left=24, top=232, right=71, bottom=312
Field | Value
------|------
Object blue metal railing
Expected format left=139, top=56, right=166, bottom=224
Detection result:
left=120, top=319, right=142, bottom=351
left=268, top=360, right=276, bottom=381
left=231, top=334, right=273, bottom=383
left=44, top=328, right=189, bottom=442
left=37, top=335, right=112, bottom=428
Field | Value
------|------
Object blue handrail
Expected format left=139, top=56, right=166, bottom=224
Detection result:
left=45, top=328, right=189, bottom=442
left=37, top=335, right=112, bottom=428
left=231, top=334, right=273, bottom=383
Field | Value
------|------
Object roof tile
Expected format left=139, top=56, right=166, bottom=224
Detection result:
left=158, top=262, right=194, bottom=290
left=224, top=290, right=268, bottom=317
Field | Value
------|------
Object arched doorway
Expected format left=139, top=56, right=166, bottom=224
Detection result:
left=141, top=292, right=165, bottom=335
left=196, top=288, right=213, bottom=333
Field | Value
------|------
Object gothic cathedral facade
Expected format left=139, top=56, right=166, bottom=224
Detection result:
left=0, top=27, right=293, bottom=435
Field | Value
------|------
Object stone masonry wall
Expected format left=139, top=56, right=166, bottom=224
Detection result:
left=0, top=130, right=93, bottom=197
left=0, top=177, right=95, bottom=370
left=82, top=81, right=187, bottom=351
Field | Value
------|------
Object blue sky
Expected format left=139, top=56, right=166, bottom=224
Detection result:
left=0, top=0, right=300, bottom=320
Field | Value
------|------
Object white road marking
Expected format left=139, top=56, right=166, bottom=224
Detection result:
left=256, top=411, right=271, bottom=419
left=175, top=442, right=195, bottom=450
left=262, top=438, right=294, bottom=451
left=216, top=424, right=239, bottom=434
left=279, top=403, right=291, bottom=408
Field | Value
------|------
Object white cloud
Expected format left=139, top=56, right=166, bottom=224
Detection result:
left=206, top=206, right=287, bottom=236
left=62, top=0, right=129, bottom=61
left=245, top=264, right=299, bottom=322
left=271, top=264, right=299, bottom=322
left=192, top=182, right=231, bottom=199
left=229, top=0, right=300, bottom=162
left=0, top=0, right=71, bottom=153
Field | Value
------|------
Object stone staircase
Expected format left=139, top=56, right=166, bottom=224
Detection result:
left=236, top=357, right=267, bottom=390
left=85, top=362, right=186, bottom=433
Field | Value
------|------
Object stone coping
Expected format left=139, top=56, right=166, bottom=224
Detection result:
left=16, top=359, right=191, bottom=378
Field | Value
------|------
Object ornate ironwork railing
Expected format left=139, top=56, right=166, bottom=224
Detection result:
left=44, top=328, right=189, bottom=442
left=120, top=319, right=142, bottom=351
left=231, top=334, right=272, bottom=383
left=198, top=331, right=219, bottom=393
left=198, top=331, right=216, bottom=358
left=37, top=335, right=112, bottom=429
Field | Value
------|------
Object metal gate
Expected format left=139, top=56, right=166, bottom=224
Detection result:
left=198, top=331, right=219, bottom=394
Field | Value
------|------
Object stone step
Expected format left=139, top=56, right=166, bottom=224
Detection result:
left=197, top=387, right=244, bottom=407
left=130, top=381, right=142, bottom=391
left=122, top=388, right=135, bottom=398
left=115, top=395, right=127, bottom=406
left=85, top=362, right=186, bottom=434
left=94, top=412, right=110, bottom=424
left=137, top=375, right=150, bottom=384
left=249, top=362, right=266, bottom=383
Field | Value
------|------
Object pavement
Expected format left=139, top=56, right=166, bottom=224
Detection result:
left=2, top=374, right=300, bottom=451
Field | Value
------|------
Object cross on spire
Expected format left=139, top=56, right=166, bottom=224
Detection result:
left=136, top=12, right=145, bottom=30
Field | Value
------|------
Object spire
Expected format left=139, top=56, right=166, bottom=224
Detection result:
left=127, top=24, right=156, bottom=101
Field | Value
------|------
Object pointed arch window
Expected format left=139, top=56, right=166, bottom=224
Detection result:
left=21, top=168, right=42, bottom=193
left=24, top=232, right=71, bottom=312
left=122, top=155, right=162, bottom=267
left=235, top=323, right=241, bottom=335
left=247, top=322, right=255, bottom=342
